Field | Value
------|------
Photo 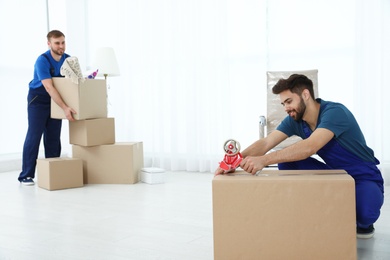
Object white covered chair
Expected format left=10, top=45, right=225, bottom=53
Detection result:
left=259, top=69, right=319, bottom=150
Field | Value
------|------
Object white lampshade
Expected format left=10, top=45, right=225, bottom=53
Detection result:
left=92, top=47, right=120, bottom=78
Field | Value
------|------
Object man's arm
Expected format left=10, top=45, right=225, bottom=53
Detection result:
left=41, top=78, right=76, bottom=121
left=240, top=128, right=334, bottom=174
left=241, top=130, right=288, bottom=158
left=214, top=130, right=287, bottom=176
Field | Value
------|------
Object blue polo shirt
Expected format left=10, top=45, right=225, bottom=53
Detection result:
left=29, top=50, right=69, bottom=89
left=277, top=99, right=377, bottom=163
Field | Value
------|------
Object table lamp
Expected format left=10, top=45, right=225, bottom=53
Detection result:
left=92, top=47, right=120, bottom=79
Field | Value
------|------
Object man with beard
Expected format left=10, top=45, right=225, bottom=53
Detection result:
left=215, top=74, right=384, bottom=239
left=18, top=30, right=76, bottom=186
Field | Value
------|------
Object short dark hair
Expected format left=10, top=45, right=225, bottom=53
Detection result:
left=47, top=30, right=65, bottom=41
left=272, top=74, right=315, bottom=99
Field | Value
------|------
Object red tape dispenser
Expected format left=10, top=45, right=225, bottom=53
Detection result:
left=219, top=139, right=243, bottom=172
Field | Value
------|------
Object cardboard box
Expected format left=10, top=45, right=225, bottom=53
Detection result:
left=51, top=77, right=107, bottom=120
left=69, top=118, right=115, bottom=146
left=72, top=142, right=144, bottom=184
left=212, top=170, right=357, bottom=260
left=37, top=157, right=83, bottom=191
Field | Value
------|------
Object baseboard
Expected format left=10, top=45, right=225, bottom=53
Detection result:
left=0, top=153, right=22, bottom=172
left=0, top=152, right=69, bottom=173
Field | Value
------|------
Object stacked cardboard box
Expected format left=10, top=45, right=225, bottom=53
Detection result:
left=51, top=78, right=107, bottom=120
left=69, top=117, right=115, bottom=146
left=212, top=170, right=357, bottom=260
left=38, top=78, right=144, bottom=189
left=72, top=142, right=143, bottom=184
left=37, top=158, right=83, bottom=191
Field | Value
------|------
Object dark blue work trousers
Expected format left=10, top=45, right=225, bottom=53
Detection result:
left=18, top=86, right=62, bottom=181
left=279, top=122, right=384, bottom=229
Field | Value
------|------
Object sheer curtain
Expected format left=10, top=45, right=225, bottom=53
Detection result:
left=80, top=0, right=267, bottom=172
left=56, top=0, right=388, bottom=176
left=0, top=0, right=387, bottom=177
left=267, top=0, right=356, bottom=108
left=0, top=0, right=48, bottom=155
left=354, top=0, right=390, bottom=180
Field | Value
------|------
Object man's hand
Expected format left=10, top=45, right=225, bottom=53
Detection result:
left=42, top=79, right=77, bottom=121
left=214, top=167, right=235, bottom=177
left=63, top=106, right=76, bottom=121
left=240, top=156, right=266, bottom=175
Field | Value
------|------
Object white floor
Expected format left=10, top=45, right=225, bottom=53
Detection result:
left=0, top=170, right=389, bottom=260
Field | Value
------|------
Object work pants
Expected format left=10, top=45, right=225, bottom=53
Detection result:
left=279, top=157, right=384, bottom=229
left=18, top=86, right=62, bottom=181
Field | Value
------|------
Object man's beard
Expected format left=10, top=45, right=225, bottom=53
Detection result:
left=51, top=48, right=64, bottom=56
left=289, top=97, right=306, bottom=122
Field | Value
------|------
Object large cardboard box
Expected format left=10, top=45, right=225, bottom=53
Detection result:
left=37, top=157, right=83, bottom=191
left=51, top=77, right=107, bottom=120
left=69, top=118, right=115, bottom=146
left=72, top=142, right=144, bottom=184
left=212, top=170, right=357, bottom=260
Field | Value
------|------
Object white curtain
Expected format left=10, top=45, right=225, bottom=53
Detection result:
left=69, top=0, right=388, bottom=174
left=77, top=0, right=267, bottom=172
left=5, top=0, right=386, bottom=177
left=354, top=0, right=390, bottom=180
left=0, top=0, right=48, bottom=155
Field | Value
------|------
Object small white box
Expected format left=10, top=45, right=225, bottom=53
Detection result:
left=140, top=167, right=166, bottom=184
